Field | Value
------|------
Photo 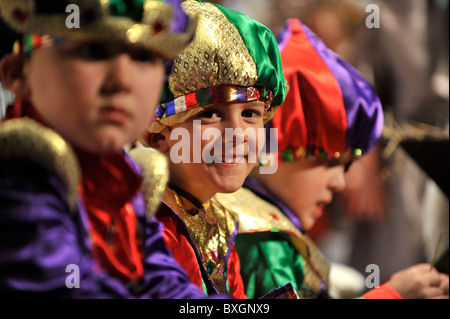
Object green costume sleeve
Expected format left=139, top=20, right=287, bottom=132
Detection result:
left=235, top=232, right=305, bottom=299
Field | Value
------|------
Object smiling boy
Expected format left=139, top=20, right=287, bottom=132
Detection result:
left=143, top=0, right=286, bottom=298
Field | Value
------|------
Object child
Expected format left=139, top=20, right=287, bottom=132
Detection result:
left=215, top=18, right=449, bottom=299
left=0, top=0, right=207, bottom=298
left=144, top=0, right=286, bottom=298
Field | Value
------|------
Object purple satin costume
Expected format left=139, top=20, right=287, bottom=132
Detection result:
left=0, top=151, right=206, bottom=299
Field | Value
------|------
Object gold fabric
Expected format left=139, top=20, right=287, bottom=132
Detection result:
left=147, top=0, right=282, bottom=133
left=128, top=147, right=169, bottom=219
left=161, top=188, right=238, bottom=293
left=289, top=234, right=330, bottom=298
left=0, top=117, right=80, bottom=212
left=169, top=0, right=258, bottom=98
left=0, top=0, right=197, bottom=59
left=214, top=187, right=330, bottom=299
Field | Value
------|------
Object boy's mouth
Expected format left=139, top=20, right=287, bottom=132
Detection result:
left=315, top=200, right=331, bottom=217
left=211, top=155, right=246, bottom=164
left=99, top=105, right=131, bottom=124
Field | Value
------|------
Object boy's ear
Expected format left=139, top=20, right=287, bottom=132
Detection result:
left=145, top=131, right=169, bottom=153
left=0, top=54, right=29, bottom=99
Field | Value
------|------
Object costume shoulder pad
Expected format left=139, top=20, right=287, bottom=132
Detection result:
left=0, top=117, right=80, bottom=211
left=128, top=147, right=169, bottom=219
left=215, top=187, right=331, bottom=297
left=214, top=187, right=303, bottom=237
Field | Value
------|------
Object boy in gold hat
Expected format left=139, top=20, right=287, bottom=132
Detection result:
left=144, top=0, right=286, bottom=298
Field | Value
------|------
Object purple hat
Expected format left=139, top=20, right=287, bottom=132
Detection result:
left=267, top=18, right=384, bottom=162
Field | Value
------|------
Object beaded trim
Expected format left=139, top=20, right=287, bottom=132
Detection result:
left=280, top=146, right=363, bottom=162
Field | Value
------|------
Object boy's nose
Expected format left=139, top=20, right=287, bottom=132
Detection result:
left=328, top=165, right=346, bottom=193
left=101, top=54, right=133, bottom=95
left=221, top=115, right=248, bottom=142
left=223, top=112, right=245, bottom=130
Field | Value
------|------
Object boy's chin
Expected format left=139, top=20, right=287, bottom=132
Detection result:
left=300, top=217, right=315, bottom=232
left=213, top=179, right=245, bottom=194
left=210, top=166, right=254, bottom=194
left=76, top=136, right=128, bottom=155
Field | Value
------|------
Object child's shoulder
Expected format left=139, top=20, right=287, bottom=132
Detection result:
left=0, top=117, right=80, bottom=211
left=214, top=187, right=303, bottom=237
left=128, top=147, right=169, bottom=218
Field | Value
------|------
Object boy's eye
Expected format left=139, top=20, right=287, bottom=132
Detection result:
left=242, top=109, right=261, bottom=118
left=320, top=158, right=353, bottom=170
left=68, top=42, right=159, bottom=63
left=199, top=110, right=220, bottom=119
left=344, top=161, right=353, bottom=172
left=129, top=48, right=158, bottom=63
left=76, top=43, right=111, bottom=60
left=318, top=158, right=340, bottom=167
left=324, top=159, right=337, bottom=167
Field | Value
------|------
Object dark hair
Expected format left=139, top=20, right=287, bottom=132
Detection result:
left=0, top=17, right=19, bottom=59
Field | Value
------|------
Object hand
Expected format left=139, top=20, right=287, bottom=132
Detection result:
left=438, top=273, right=449, bottom=296
left=386, top=264, right=449, bottom=299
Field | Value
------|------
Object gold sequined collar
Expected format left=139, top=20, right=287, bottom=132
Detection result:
left=161, top=187, right=238, bottom=294
left=214, top=187, right=330, bottom=298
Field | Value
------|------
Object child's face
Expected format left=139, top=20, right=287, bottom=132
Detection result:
left=20, top=40, right=164, bottom=153
left=260, top=158, right=348, bottom=230
left=162, top=101, right=266, bottom=202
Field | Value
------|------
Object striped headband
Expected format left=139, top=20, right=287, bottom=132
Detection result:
left=13, top=34, right=62, bottom=55
left=155, top=85, right=273, bottom=120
